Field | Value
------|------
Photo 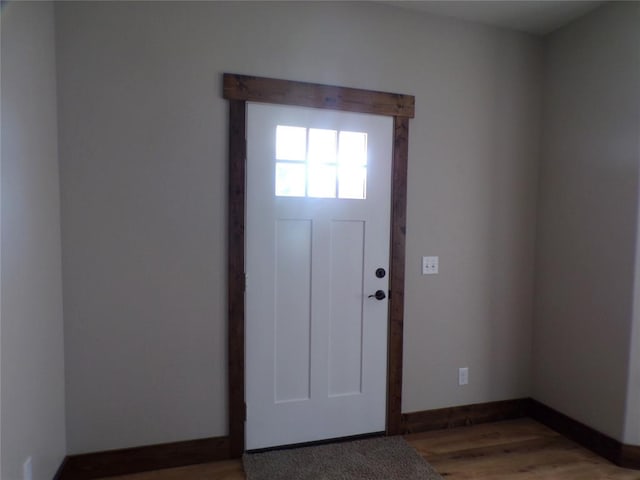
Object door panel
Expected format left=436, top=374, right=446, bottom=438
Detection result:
left=274, top=219, right=312, bottom=403
left=246, top=103, right=392, bottom=450
left=329, top=220, right=365, bottom=397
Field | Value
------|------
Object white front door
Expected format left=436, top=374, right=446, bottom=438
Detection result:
left=245, top=103, right=392, bottom=450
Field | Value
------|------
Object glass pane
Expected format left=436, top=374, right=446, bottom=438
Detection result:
left=338, top=131, right=367, bottom=166
left=276, top=162, right=306, bottom=197
left=308, top=129, right=337, bottom=164
left=276, top=126, right=307, bottom=161
left=308, top=164, right=337, bottom=198
left=338, top=166, right=367, bottom=199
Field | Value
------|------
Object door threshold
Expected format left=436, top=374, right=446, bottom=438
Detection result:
left=246, top=431, right=386, bottom=454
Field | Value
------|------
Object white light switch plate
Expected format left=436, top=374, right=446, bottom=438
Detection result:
left=459, top=367, right=469, bottom=386
left=422, top=256, right=439, bottom=275
left=23, top=457, right=32, bottom=480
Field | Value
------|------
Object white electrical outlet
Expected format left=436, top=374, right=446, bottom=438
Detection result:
left=458, top=367, right=469, bottom=386
left=422, top=256, right=439, bottom=275
left=23, top=457, right=32, bottom=480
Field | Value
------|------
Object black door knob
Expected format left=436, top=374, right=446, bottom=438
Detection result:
left=368, top=290, right=386, bottom=301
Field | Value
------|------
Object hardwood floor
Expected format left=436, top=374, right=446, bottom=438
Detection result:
left=408, top=419, right=640, bottom=479
left=99, top=419, right=640, bottom=479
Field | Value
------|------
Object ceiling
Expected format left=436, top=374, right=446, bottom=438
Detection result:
left=382, top=1, right=606, bottom=35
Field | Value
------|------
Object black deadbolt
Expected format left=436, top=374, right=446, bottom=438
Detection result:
left=375, top=268, right=386, bottom=278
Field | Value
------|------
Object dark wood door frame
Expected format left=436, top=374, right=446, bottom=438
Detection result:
left=223, top=73, right=414, bottom=457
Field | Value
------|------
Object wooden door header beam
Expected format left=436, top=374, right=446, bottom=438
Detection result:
left=223, top=74, right=415, bottom=119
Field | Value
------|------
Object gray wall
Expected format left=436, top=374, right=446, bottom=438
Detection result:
left=56, top=1, right=542, bottom=454
left=533, top=1, right=640, bottom=442
left=1, top=2, right=67, bottom=479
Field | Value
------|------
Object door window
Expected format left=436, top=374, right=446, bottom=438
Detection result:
left=275, top=126, right=368, bottom=199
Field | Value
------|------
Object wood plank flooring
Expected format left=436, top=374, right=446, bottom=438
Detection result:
left=408, top=419, right=640, bottom=479
left=99, top=419, right=640, bottom=479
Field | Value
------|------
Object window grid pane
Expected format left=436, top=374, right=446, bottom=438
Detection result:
left=276, top=126, right=307, bottom=161
left=276, top=162, right=306, bottom=197
left=338, top=131, right=367, bottom=166
left=338, top=166, right=366, bottom=199
left=308, top=129, right=337, bottom=164
left=308, top=164, right=337, bottom=198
